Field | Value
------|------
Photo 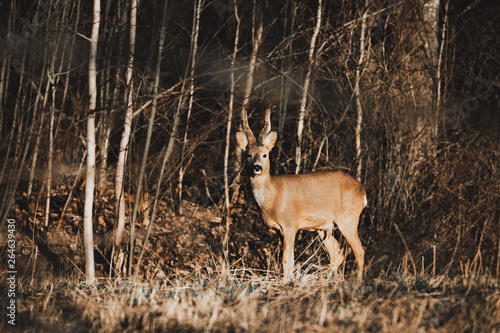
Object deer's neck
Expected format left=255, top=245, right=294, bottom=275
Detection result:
left=250, top=173, right=275, bottom=209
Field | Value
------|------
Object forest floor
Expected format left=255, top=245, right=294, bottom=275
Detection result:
left=1, top=184, right=500, bottom=332
left=1, top=271, right=500, bottom=332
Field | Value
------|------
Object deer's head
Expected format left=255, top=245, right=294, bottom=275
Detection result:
left=236, top=109, right=277, bottom=177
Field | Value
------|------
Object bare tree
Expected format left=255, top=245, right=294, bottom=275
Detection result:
left=223, top=0, right=242, bottom=262
left=354, top=4, right=369, bottom=182
left=0, top=2, right=15, bottom=137
left=44, top=83, right=56, bottom=227
left=134, top=0, right=170, bottom=277
left=44, top=2, right=72, bottom=227
left=422, top=0, right=444, bottom=138
left=130, top=60, right=183, bottom=275
left=295, top=0, right=322, bottom=174
left=435, top=0, right=448, bottom=111
left=0, top=50, right=24, bottom=186
left=276, top=0, right=296, bottom=171
left=98, top=0, right=116, bottom=190
left=0, top=49, right=35, bottom=231
left=230, top=0, right=263, bottom=205
left=84, top=0, right=101, bottom=284
left=178, top=0, right=203, bottom=212
left=26, top=93, right=44, bottom=200
left=241, top=1, right=263, bottom=115
left=115, top=0, right=137, bottom=248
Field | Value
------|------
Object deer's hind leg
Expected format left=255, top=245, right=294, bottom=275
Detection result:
left=318, top=229, right=344, bottom=273
left=336, top=216, right=364, bottom=281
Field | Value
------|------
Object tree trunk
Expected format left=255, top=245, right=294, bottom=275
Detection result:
left=0, top=2, right=15, bottom=139
left=27, top=93, right=44, bottom=200
left=115, top=0, right=137, bottom=248
left=98, top=0, right=114, bottom=191
left=223, top=0, right=241, bottom=263
left=422, top=0, right=440, bottom=138
left=178, top=0, right=202, bottom=213
left=230, top=0, right=263, bottom=205
left=0, top=53, right=8, bottom=137
left=295, top=0, right=322, bottom=174
left=44, top=85, right=56, bottom=227
left=134, top=0, right=169, bottom=278
left=84, top=0, right=101, bottom=284
left=354, top=8, right=368, bottom=182
left=276, top=0, right=296, bottom=173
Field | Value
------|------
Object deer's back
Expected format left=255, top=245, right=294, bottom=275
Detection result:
left=265, top=170, right=366, bottom=230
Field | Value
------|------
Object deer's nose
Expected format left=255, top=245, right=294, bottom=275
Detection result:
left=253, top=164, right=263, bottom=174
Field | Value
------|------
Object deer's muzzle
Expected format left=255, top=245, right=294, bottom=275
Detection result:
left=253, top=164, right=263, bottom=175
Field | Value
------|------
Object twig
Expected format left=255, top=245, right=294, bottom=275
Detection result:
left=393, top=222, right=417, bottom=276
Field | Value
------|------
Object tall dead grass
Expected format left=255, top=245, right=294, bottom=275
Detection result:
left=3, top=265, right=499, bottom=332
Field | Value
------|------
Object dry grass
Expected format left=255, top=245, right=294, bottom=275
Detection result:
left=3, top=267, right=499, bottom=332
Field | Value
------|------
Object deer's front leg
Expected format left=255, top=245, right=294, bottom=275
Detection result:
left=282, top=228, right=296, bottom=279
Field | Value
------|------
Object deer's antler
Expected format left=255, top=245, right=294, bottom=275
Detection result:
left=258, top=108, right=272, bottom=144
left=241, top=109, right=256, bottom=144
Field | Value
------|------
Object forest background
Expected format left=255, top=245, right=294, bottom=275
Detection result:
left=0, top=0, right=499, bottom=330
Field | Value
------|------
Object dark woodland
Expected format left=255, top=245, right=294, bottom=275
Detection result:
left=0, top=0, right=499, bottom=331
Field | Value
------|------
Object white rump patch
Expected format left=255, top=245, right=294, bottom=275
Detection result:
left=364, top=195, right=368, bottom=207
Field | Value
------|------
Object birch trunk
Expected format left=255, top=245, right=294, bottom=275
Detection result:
left=27, top=22, right=50, bottom=199
left=84, top=0, right=101, bottom=284
left=178, top=0, right=202, bottom=213
left=98, top=0, right=114, bottom=190
left=434, top=0, right=447, bottom=137
left=27, top=92, right=44, bottom=199
left=230, top=0, right=262, bottom=205
left=223, top=0, right=241, bottom=261
left=276, top=0, right=296, bottom=173
left=115, top=0, right=137, bottom=247
left=44, top=85, right=56, bottom=227
left=42, top=1, right=68, bottom=227
left=354, top=8, right=368, bottom=182
left=436, top=0, right=448, bottom=112
left=295, top=0, right=322, bottom=174
left=242, top=0, right=263, bottom=113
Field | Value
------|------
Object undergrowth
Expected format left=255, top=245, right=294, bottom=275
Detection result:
left=2, top=267, right=499, bottom=332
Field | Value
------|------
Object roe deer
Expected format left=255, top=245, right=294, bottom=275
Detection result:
left=236, top=109, right=366, bottom=280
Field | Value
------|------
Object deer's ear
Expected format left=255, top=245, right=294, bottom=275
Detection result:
left=235, top=131, right=249, bottom=150
left=264, top=131, right=277, bottom=150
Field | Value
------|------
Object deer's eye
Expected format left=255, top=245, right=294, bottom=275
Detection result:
left=245, top=153, right=252, bottom=159
left=263, top=154, right=267, bottom=158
